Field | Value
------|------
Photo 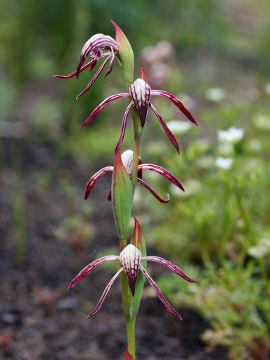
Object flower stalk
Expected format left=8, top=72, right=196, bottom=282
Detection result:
left=55, top=20, right=198, bottom=360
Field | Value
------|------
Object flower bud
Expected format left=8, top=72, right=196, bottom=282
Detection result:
left=120, top=244, right=141, bottom=296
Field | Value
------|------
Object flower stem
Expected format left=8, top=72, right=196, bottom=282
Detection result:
left=126, top=318, right=136, bottom=359
left=120, top=272, right=136, bottom=359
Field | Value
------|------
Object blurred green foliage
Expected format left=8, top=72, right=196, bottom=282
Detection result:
left=1, top=0, right=270, bottom=359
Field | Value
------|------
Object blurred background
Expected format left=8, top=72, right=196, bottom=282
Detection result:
left=0, top=1, right=270, bottom=359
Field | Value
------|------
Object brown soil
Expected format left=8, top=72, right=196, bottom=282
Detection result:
left=0, top=139, right=229, bottom=360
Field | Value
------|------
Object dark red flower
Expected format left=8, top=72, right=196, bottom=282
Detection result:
left=54, top=33, right=118, bottom=98
left=68, top=219, right=198, bottom=319
left=84, top=150, right=184, bottom=203
left=80, top=68, right=198, bottom=154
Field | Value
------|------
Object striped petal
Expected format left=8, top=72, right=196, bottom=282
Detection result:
left=129, top=78, right=151, bottom=127
left=87, top=268, right=123, bottom=319
left=137, top=177, right=170, bottom=203
left=104, top=47, right=115, bottom=78
left=120, top=244, right=141, bottom=296
left=149, top=103, right=180, bottom=154
left=68, top=255, right=120, bottom=289
left=54, top=59, right=96, bottom=79
left=139, top=264, right=182, bottom=320
left=141, top=256, right=198, bottom=283
left=138, top=164, right=184, bottom=192
left=85, top=166, right=114, bottom=200
left=151, top=90, right=198, bottom=126
left=80, top=93, right=130, bottom=128
left=76, top=56, right=111, bottom=99
left=115, top=102, right=133, bottom=154
left=77, top=34, right=118, bottom=77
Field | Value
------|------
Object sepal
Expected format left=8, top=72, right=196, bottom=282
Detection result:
left=112, top=151, right=133, bottom=241
left=111, top=20, right=134, bottom=85
left=131, top=217, right=143, bottom=251
left=129, top=218, right=146, bottom=319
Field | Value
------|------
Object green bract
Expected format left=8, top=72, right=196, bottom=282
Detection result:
left=112, top=151, right=133, bottom=243
left=111, top=20, right=134, bottom=86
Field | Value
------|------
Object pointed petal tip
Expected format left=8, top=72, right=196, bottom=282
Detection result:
left=67, top=282, right=74, bottom=290
left=140, top=67, right=148, bottom=82
left=131, top=217, right=143, bottom=249
left=111, top=20, right=123, bottom=39
left=130, top=286, right=135, bottom=297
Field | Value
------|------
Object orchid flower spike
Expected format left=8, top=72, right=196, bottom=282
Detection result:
left=80, top=68, right=198, bottom=154
left=54, top=33, right=118, bottom=98
left=68, top=218, right=198, bottom=320
left=85, top=150, right=184, bottom=203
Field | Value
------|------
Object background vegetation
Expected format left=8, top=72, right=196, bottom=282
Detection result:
left=1, top=0, right=270, bottom=359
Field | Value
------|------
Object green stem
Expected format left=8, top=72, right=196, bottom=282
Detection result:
left=120, top=107, right=141, bottom=359
left=126, top=319, right=136, bottom=359
left=119, top=52, right=141, bottom=358
left=121, top=271, right=137, bottom=359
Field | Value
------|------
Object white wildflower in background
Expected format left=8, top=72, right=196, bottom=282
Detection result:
left=215, top=157, right=233, bottom=170
left=205, top=88, right=226, bottom=102
left=248, top=238, right=270, bottom=259
left=217, top=127, right=244, bottom=144
left=166, top=120, right=192, bottom=134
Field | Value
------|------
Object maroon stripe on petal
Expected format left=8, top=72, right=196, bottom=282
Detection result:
left=54, top=59, right=95, bottom=79
left=87, top=268, right=123, bottom=319
left=129, top=79, right=151, bottom=127
left=76, top=54, right=87, bottom=78
left=85, top=166, right=114, bottom=199
left=80, top=93, right=130, bottom=128
left=104, top=48, right=115, bottom=78
left=139, top=265, right=182, bottom=320
left=138, top=164, right=184, bottom=192
left=137, top=177, right=170, bottom=203
left=76, top=56, right=111, bottom=99
left=120, top=245, right=141, bottom=296
left=141, top=256, right=199, bottom=283
left=151, top=90, right=198, bottom=126
left=68, top=255, right=120, bottom=289
left=115, top=102, right=133, bottom=154
left=149, top=103, right=180, bottom=154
